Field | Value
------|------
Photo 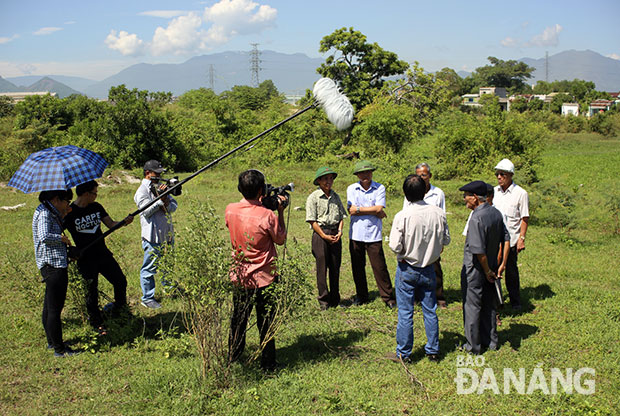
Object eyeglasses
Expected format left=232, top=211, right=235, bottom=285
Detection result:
left=462, top=193, right=473, bottom=199
left=496, top=171, right=509, bottom=177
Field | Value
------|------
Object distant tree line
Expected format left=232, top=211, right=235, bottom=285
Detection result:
left=1, top=27, right=618, bottom=183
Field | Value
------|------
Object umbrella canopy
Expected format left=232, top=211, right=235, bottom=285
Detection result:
left=8, top=145, right=108, bottom=193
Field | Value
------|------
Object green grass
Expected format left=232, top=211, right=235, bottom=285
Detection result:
left=1, top=133, right=619, bottom=415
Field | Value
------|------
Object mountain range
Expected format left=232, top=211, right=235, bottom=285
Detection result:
left=520, top=49, right=620, bottom=91
left=2, top=49, right=619, bottom=100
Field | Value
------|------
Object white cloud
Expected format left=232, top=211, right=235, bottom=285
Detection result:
left=106, top=0, right=277, bottom=57
left=64, top=21, right=76, bottom=25
left=501, top=24, right=563, bottom=48
left=526, top=24, right=563, bottom=47
left=501, top=37, right=519, bottom=48
left=139, top=10, right=187, bottom=18
left=105, top=30, right=145, bottom=56
left=607, top=53, right=620, bottom=60
left=151, top=12, right=207, bottom=56
left=34, top=27, right=63, bottom=36
left=0, top=35, right=19, bottom=44
left=203, top=0, right=277, bottom=40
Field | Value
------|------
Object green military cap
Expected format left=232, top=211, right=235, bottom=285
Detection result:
left=313, top=166, right=338, bottom=185
left=353, top=160, right=376, bottom=174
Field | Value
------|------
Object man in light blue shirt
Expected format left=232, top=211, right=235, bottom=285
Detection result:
left=347, top=160, right=395, bottom=308
left=134, top=160, right=178, bottom=309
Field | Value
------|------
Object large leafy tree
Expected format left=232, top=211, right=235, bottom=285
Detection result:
left=469, top=56, right=534, bottom=93
left=354, top=62, right=452, bottom=154
left=317, top=27, right=409, bottom=111
left=104, top=85, right=178, bottom=168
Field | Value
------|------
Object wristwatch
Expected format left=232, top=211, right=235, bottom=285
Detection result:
left=356, top=206, right=360, bottom=214
left=519, top=236, right=525, bottom=241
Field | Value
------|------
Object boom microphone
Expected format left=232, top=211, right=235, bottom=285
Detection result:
left=78, top=78, right=355, bottom=255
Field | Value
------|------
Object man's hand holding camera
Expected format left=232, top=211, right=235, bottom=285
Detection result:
left=275, top=194, right=287, bottom=214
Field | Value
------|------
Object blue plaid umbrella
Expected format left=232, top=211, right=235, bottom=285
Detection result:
left=8, top=145, right=108, bottom=193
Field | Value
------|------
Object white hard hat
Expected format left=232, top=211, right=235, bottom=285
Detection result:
left=494, top=158, right=514, bottom=173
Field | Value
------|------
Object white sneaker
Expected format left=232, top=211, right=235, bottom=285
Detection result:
left=140, top=299, right=162, bottom=309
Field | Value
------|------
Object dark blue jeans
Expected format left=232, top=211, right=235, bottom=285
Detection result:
left=395, top=262, right=439, bottom=357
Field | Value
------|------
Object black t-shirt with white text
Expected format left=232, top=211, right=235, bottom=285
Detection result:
left=64, top=202, right=111, bottom=258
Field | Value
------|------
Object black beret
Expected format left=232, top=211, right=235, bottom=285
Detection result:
left=459, top=180, right=488, bottom=196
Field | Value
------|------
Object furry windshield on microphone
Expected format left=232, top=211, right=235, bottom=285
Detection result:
left=312, top=78, right=355, bottom=131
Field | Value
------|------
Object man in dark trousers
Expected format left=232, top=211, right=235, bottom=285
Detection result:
left=64, top=180, right=133, bottom=333
left=346, top=160, right=396, bottom=308
left=225, top=169, right=287, bottom=371
left=460, top=181, right=509, bottom=354
left=492, top=158, right=529, bottom=310
left=306, top=166, right=347, bottom=310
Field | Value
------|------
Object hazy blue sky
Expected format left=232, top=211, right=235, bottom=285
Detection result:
left=1, top=0, right=619, bottom=80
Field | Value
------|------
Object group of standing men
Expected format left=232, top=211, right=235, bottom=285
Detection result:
left=305, top=158, right=529, bottom=361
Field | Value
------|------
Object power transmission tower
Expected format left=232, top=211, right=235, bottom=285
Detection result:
left=208, top=64, right=215, bottom=90
left=250, top=43, right=261, bottom=87
left=545, top=51, right=549, bottom=83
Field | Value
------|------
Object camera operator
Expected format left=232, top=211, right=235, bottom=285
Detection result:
left=225, top=169, right=287, bottom=372
left=133, top=160, right=178, bottom=310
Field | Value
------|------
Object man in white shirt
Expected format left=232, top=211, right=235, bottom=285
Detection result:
left=388, top=175, right=450, bottom=362
left=491, top=159, right=529, bottom=311
left=403, top=163, right=447, bottom=308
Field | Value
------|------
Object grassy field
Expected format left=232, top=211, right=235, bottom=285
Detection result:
left=1, top=133, right=619, bottom=415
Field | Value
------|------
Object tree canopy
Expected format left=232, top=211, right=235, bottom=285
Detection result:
left=469, top=56, right=534, bottom=93
left=317, top=27, right=409, bottom=111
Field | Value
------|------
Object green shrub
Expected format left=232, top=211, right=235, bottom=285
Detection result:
left=434, top=109, right=548, bottom=183
left=158, top=203, right=233, bottom=386
left=528, top=181, right=577, bottom=228
left=589, top=111, right=620, bottom=137
left=158, top=202, right=312, bottom=386
left=353, top=100, right=415, bottom=155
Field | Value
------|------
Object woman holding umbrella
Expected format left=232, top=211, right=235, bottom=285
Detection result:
left=33, top=189, right=81, bottom=357
left=10, top=145, right=110, bottom=357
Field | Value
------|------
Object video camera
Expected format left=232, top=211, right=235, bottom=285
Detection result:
left=150, top=176, right=183, bottom=196
left=262, top=183, right=294, bottom=211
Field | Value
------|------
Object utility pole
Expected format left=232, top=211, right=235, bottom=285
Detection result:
left=545, top=51, right=549, bottom=84
left=250, top=43, right=261, bottom=88
left=208, top=64, right=215, bottom=91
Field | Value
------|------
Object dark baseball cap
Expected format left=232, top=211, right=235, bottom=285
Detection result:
left=143, top=160, right=166, bottom=174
